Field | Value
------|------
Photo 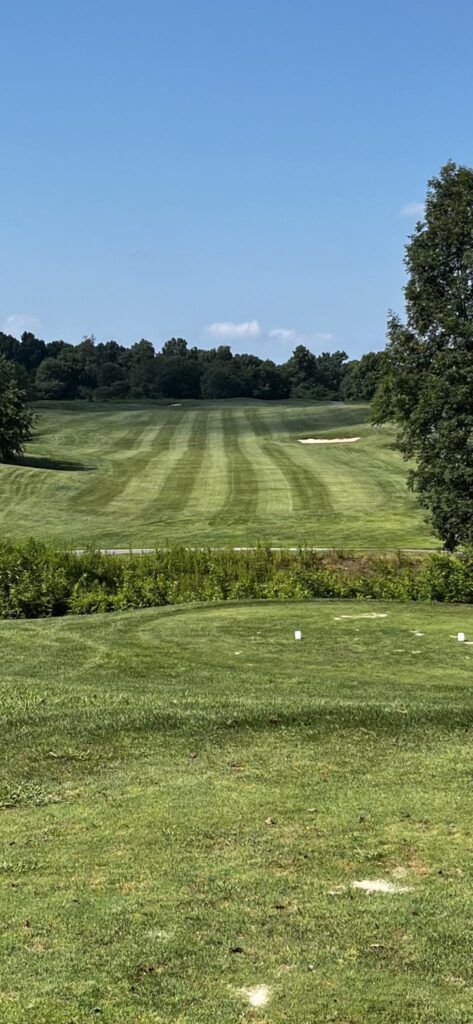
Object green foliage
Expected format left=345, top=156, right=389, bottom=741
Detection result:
left=0, top=328, right=360, bottom=402
left=342, top=350, right=386, bottom=400
left=374, top=162, right=473, bottom=549
left=0, top=355, right=34, bottom=462
left=2, top=542, right=473, bottom=618
left=284, top=344, right=349, bottom=399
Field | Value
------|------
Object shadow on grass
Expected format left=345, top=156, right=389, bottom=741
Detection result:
left=13, top=455, right=94, bottom=472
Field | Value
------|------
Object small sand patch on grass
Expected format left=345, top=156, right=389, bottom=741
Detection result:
left=334, top=613, right=387, bottom=621
left=352, top=879, right=413, bottom=894
left=298, top=436, right=361, bottom=444
left=238, top=984, right=270, bottom=1008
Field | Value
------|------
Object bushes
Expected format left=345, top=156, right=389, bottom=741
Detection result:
left=1, top=541, right=473, bottom=619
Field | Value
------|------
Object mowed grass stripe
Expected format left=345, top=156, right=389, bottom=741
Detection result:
left=187, top=406, right=230, bottom=520
left=150, top=409, right=211, bottom=515
left=76, top=409, right=186, bottom=510
left=245, top=407, right=333, bottom=514
left=212, top=408, right=259, bottom=525
left=0, top=405, right=148, bottom=527
left=240, top=409, right=293, bottom=515
left=0, top=400, right=437, bottom=548
left=122, top=409, right=199, bottom=509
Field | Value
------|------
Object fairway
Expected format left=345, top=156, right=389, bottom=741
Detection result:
left=2, top=600, right=473, bottom=1023
left=0, top=400, right=435, bottom=549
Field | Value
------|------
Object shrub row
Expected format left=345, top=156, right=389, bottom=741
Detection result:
left=1, top=542, right=473, bottom=619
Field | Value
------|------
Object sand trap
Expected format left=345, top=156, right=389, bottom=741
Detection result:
left=298, top=436, right=361, bottom=444
left=352, top=879, right=413, bottom=894
left=334, top=613, right=387, bottom=621
left=169, top=403, right=182, bottom=407
left=239, top=985, right=270, bottom=1008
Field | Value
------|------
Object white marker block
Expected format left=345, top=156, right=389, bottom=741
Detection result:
left=458, top=632, right=466, bottom=642
left=294, top=630, right=302, bottom=641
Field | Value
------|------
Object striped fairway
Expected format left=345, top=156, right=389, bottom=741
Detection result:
left=0, top=399, right=436, bottom=549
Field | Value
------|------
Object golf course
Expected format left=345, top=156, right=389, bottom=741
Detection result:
left=2, top=601, right=473, bottom=1023
left=3, top=4, right=472, bottom=1019
left=1, top=397, right=470, bottom=1023
left=0, top=400, right=435, bottom=549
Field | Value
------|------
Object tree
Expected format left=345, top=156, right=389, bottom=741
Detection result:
left=342, top=351, right=386, bottom=401
left=0, top=332, right=20, bottom=362
left=35, top=357, right=77, bottom=399
left=373, top=161, right=473, bottom=549
left=0, top=355, right=34, bottom=461
left=314, top=350, right=348, bottom=398
left=155, top=355, right=201, bottom=398
left=200, top=361, right=243, bottom=399
left=17, top=332, right=46, bottom=374
left=161, top=337, right=189, bottom=359
left=95, top=361, right=129, bottom=399
left=129, top=338, right=155, bottom=364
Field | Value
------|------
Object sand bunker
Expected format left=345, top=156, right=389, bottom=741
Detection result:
left=352, top=879, right=413, bottom=894
left=334, top=613, right=387, bottom=621
left=298, top=436, right=361, bottom=444
left=239, top=985, right=270, bottom=1008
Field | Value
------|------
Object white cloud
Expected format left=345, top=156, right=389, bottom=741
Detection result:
left=206, top=319, right=261, bottom=340
left=268, top=327, right=333, bottom=347
left=400, top=202, right=424, bottom=218
left=204, top=320, right=333, bottom=352
left=3, top=314, right=39, bottom=337
left=268, top=327, right=296, bottom=341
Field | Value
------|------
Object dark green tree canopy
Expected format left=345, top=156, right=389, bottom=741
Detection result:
left=0, top=327, right=373, bottom=404
left=373, top=161, right=473, bottom=549
left=0, top=355, right=34, bottom=462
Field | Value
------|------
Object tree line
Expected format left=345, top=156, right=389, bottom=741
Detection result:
left=0, top=331, right=384, bottom=403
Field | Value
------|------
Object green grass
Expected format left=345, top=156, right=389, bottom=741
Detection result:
left=2, top=599, right=473, bottom=1022
left=0, top=399, right=435, bottom=549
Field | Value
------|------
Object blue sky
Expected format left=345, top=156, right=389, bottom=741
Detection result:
left=2, top=0, right=473, bottom=360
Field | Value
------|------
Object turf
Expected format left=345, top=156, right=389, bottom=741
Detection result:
left=2, top=599, right=473, bottom=1022
left=0, top=399, right=435, bottom=549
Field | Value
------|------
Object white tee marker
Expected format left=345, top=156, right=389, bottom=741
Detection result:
left=294, top=630, right=302, bottom=640
left=458, top=632, right=466, bottom=642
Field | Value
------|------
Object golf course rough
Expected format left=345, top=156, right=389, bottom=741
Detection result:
left=1, top=600, right=473, bottom=1023
left=0, top=398, right=435, bottom=549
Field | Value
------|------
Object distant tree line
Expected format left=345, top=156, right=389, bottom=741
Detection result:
left=0, top=331, right=384, bottom=403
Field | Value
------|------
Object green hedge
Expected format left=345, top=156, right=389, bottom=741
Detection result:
left=1, top=541, right=473, bottom=619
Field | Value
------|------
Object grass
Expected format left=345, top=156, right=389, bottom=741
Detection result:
left=0, top=399, right=435, bottom=549
left=2, top=599, right=473, bottom=1022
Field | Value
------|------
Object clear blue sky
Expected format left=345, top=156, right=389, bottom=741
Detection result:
left=2, top=0, right=472, bottom=360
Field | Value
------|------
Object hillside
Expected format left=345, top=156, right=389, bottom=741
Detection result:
left=0, top=400, right=435, bottom=549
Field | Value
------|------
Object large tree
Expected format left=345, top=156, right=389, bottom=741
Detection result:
left=0, top=355, right=34, bottom=462
left=373, top=161, right=473, bottom=549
